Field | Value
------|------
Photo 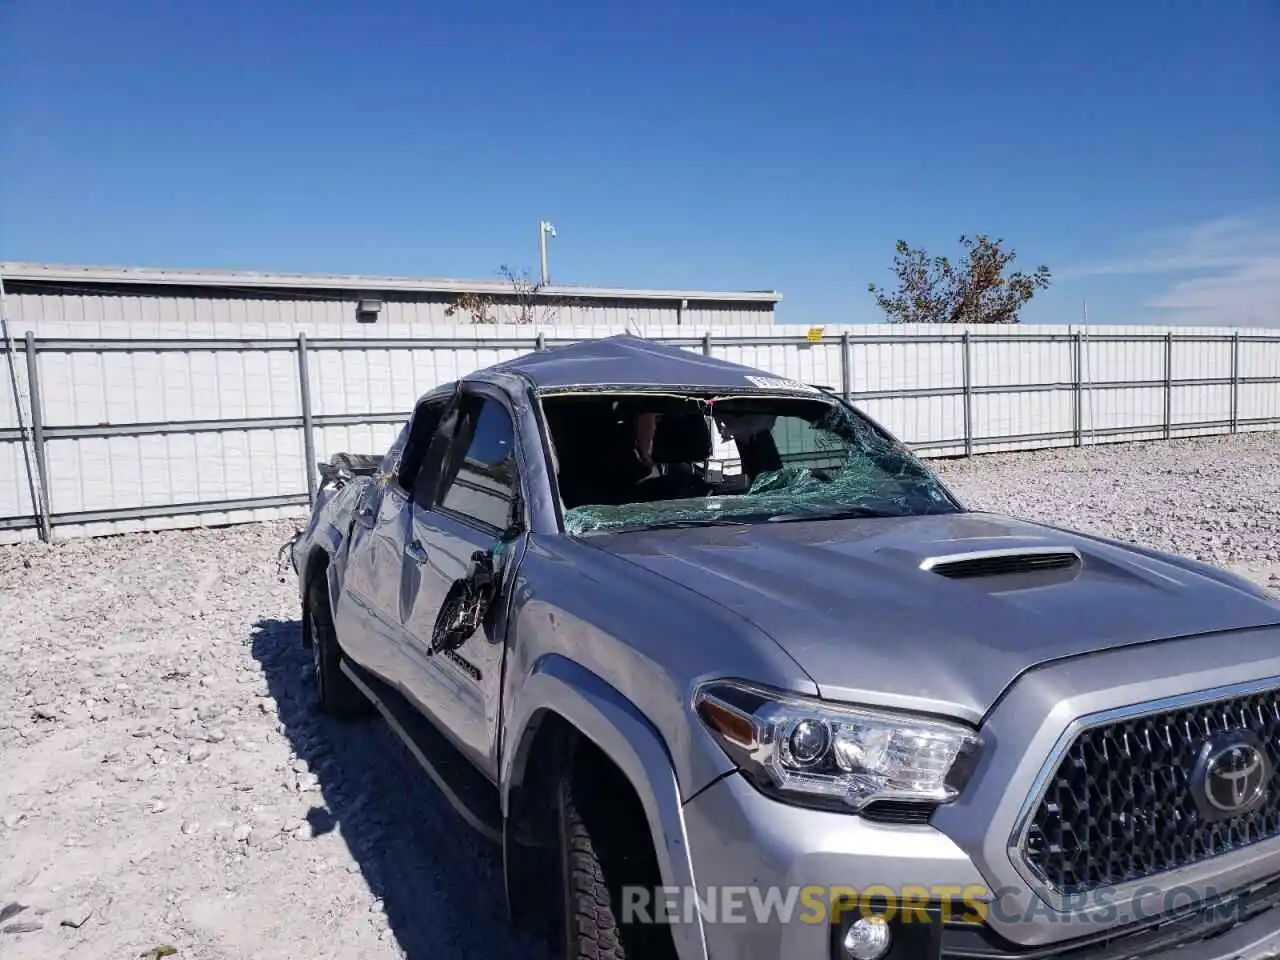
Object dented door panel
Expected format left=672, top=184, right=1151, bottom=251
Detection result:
left=333, top=482, right=420, bottom=690
left=399, top=505, right=516, bottom=779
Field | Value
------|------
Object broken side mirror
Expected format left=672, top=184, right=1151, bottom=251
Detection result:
left=428, top=491, right=525, bottom=655
left=429, top=550, right=498, bottom=655
left=430, top=578, right=486, bottom=654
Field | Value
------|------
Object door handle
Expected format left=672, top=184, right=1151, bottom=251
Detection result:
left=406, top=539, right=429, bottom=564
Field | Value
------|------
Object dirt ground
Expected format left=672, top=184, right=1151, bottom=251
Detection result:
left=1, top=434, right=1278, bottom=960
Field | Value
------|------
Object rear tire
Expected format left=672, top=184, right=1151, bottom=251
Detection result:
left=557, top=760, right=677, bottom=960
left=306, top=575, right=370, bottom=719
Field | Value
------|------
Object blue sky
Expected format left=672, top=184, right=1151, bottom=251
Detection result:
left=1, top=0, right=1276, bottom=326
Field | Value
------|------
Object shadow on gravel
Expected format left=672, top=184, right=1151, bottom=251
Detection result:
left=250, top=618, right=552, bottom=960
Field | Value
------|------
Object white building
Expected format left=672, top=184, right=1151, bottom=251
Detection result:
left=0, top=262, right=781, bottom=335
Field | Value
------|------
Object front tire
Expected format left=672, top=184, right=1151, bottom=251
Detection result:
left=305, top=575, right=370, bottom=719
left=557, top=763, right=676, bottom=960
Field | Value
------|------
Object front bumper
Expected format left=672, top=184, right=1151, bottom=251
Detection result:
left=680, top=772, right=985, bottom=960
left=672, top=627, right=1280, bottom=959
left=679, top=772, right=1280, bottom=960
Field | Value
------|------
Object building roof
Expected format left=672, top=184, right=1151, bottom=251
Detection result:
left=488, top=333, right=820, bottom=394
left=0, top=261, right=782, bottom=305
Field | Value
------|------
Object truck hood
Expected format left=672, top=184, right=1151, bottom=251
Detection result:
left=588, top=511, right=1280, bottom=724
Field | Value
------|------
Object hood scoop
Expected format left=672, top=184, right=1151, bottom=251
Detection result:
left=921, top=546, right=1082, bottom=580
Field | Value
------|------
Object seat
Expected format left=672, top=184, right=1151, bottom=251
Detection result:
left=551, top=402, right=645, bottom=508
left=650, top=410, right=712, bottom=465
left=634, top=410, right=714, bottom=500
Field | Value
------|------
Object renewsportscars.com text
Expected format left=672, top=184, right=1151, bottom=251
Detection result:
left=620, top=883, right=1256, bottom=927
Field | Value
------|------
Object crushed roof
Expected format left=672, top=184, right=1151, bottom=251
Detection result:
left=487, top=333, right=823, bottom=394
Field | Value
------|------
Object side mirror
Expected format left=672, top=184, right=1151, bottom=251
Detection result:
left=429, top=550, right=497, bottom=654
left=428, top=487, right=524, bottom=656
left=430, top=580, right=484, bottom=653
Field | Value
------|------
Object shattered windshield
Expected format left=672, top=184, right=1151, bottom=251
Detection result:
left=548, top=393, right=960, bottom=535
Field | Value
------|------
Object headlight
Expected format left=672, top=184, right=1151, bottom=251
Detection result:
left=694, top=680, right=981, bottom=813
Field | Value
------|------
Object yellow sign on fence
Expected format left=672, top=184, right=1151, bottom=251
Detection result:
left=806, top=326, right=824, bottom=343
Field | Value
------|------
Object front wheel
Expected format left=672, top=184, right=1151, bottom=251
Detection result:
left=305, top=576, right=370, bottom=719
left=557, top=764, right=676, bottom=960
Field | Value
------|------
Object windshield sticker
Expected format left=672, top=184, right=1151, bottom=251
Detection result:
left=744, top=375, right=820, bottom=392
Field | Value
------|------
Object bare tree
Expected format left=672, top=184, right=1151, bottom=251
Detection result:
left=497, top=264, right=563, bottom=325
left=444, top=291, right=499, bottom=325
left=444, top=264, right=564, bottom=325
left=868, top=235, right=1052, bottom=324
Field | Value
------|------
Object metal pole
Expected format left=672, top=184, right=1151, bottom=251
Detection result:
left=1230, top=331, right=1240, bottom=434
left=1073, top=332, right=1083, bottom=447
left=297, top=333, right=317, bottom=506
left=1, top=275, right=45, bottom=537
left=1163, top=332, right=1173, bottom=441
left=702, top=332, right=712, bottom=357
left=840, top=332, right=851, bottom=401
left=961, top=331, right=973, bottom=457
left=539, top=223, right=549, bottom=287
left=1081, top=323, right=1095, bottom=446
left=24, top=332, right=52, bottom=542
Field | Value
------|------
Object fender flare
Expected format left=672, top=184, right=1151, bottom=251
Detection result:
left=501, top=653, right=709, bottom=960
left=296, top=532, right=353, bottom=653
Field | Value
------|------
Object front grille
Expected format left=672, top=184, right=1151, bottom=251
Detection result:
left=1021, top=687, right=1280, bottom=895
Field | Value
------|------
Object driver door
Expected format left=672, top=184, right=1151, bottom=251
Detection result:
left=399, top=385, right=528, bottom=780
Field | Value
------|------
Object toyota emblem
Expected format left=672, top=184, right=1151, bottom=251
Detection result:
left=1192, top=731, right=1271, bottom=822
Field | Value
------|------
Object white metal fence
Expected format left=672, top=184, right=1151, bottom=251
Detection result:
left=3, top=321, right=1279, bottom=543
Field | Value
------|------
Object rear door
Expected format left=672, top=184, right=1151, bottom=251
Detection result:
left=334, top=392, right=451, bottom=683
left=400, top=385, right=528, bottom=779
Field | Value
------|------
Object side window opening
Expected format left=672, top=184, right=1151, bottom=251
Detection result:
left=397, top=396, right=450, bottom=492
left=435, top=395, right=520, bottom=531
left=410, top=401, right=461, bottom=509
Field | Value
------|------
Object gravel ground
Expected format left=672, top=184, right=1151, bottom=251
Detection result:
left=930, top=432, right=1280, bottom=593
left=1, top=432, right=1278, bottom=960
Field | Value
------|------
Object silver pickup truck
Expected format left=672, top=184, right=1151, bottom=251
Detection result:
left=287, top=334, right=1280, bottom=960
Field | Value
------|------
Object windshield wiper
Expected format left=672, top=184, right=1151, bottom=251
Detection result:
left=766, top=506, right=906, bottom=522
left=614, top=517, right=755, bottom=532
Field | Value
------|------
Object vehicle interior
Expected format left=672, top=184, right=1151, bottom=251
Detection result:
left=542, top=393, right=718, bottom=510
left=538, top=389, right=960, bottom=536
left=540, top=391, right=860, bottom=511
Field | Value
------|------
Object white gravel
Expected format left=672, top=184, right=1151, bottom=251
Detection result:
left=0, top=524, right=543, bottom=960
left=930, top=432, right=1280, bottom=592
left=1, top=431, right=1278, bottom=959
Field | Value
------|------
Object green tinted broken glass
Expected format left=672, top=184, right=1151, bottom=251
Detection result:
left=562, top=400, right=956, bottom=535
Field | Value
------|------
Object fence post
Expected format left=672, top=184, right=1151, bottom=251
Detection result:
left=535, top=332, right=545, bottom=352
left=961, top=331, right=973, bottom=457
left=1230, top=331, right=1240, bottom=434
left=702, top=332, right=712, bottom=356
left=297, top=332, right=317, bottom=506
left=23, top=332, right=52, bottom=542
left=840, top=332, right=851, bottom=401
left=1163, top=332, right=1173, bottom=441
left=1072, top=332, right=1083, bottom=447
